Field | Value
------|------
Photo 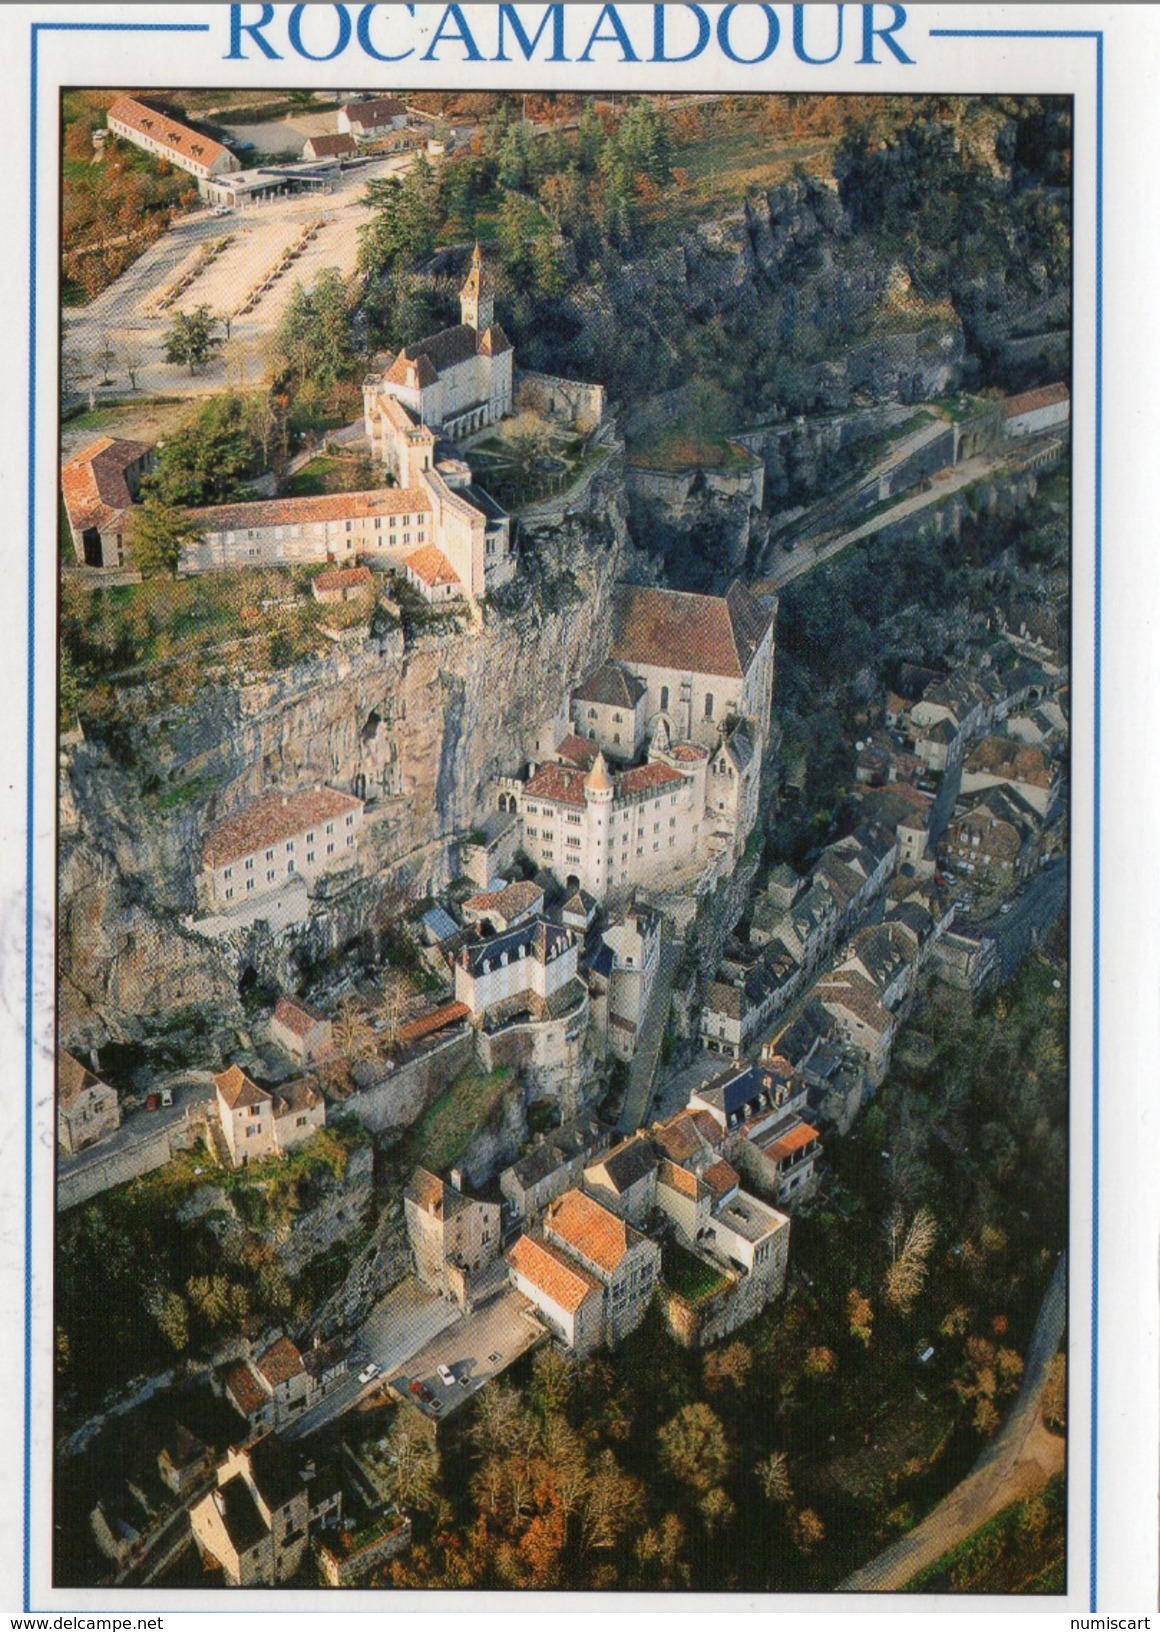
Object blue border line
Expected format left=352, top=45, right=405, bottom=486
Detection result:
left=24, top=26, right=37, bottom=1615
left=26, top=15, right=1102, bottom=1616
left=26, top=19, right=210, bottom=1613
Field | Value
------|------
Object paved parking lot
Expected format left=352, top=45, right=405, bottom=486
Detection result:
left=284, top=1276, right=459, bottom=1440
left=388, top=1287, right=544, bottom=1420
left=65, top=152, right=414, bottom=404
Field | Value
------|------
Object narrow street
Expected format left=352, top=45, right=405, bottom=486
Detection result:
left=617, top=922, right=681, bottom=1134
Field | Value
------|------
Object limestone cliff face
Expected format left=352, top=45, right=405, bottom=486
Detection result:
left=60, top=482, right=636, bottom=1045
left=564, top=178, right=966, bottom=415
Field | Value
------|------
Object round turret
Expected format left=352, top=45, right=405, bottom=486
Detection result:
left=584, top=750, right=614, bottom=803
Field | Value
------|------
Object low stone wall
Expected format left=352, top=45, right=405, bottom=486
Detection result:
left=57, top=1111, right=208, bottom=1213
left=316, top=1513, right=412, bottom=1586
left=516, top=369, right=604, bottom=432
left=340, top=1030, right=475, bottom=1136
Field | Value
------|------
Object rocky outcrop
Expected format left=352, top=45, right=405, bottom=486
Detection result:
left=60, top=494, right=637, bottom=1044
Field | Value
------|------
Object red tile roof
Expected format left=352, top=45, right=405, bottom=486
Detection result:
left=313, top=565, right=373, bottom=596
left=702, top=1158, right=740, bottom=1198
left=478, top=324, right=512, bottom=357
left=61, top=437, right=151, bottom=538
left=405, top=543, right=460, bottom=589
left=223, top=1360, right=269, bottom=1418
left=611, top=581, right=773, bottom=681
left=395, top=1001, right=470, bottom=1048
left=508, top=1233, right=602, bottom=1315
left=1002, top=382, right=1070, bottom=419
left=462, top=880, right=543, bottom=920
left=214, top=1064, right=270, bottom=1111
left=203, top=787, right=363, bottom=869
left=545, top=1188, right=641, bottom=1274
left=554, top=734, right=601, bottom=769
left=669, top=743, right=709, bottom=762
left=272, top=996, right=327, bottom=1039
left=525, top=762, right=588, bottom=808
left=344, top=96, right=407, bottom=127
left=256, top=1336, right=305, bottom=1387
left=761, top=1121, right=820, bottom=1164
left=658, top=1159, right=703, bottom=1201
left=618, top=762, right=686, bottom=797
left=194, top=487, right=428, bottom=534
left=305, top=132, right=357, bottom=158
left=57, top=1050, right=108, bottom=1112
left=107, top=96, right=232, bottom=170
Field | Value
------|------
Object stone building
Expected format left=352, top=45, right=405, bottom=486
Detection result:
left=200, top=786, right=364, bottom=913
left=338, top=97, right=408, bottom=138
left=542, top=1188, right=660, bottom=1345
left=60, top=437, right=155, bottom=568
left=453, top=918, right=579, bottom=1020
left=499, top=1116, right=609, bottom=1229
left=507, top=1233, right=604, bottom=1355
left=509, top=583, right=775, bottom=901
left=1001, top=382, right=1070, bottom=439
left=106, top=96, right=242, bottom=186
left=404, top=1168, right=501, bottom=1304
left=269, top=996, right=334, bottom=1067
left=189, top=1437, right=341, bottom=1587
left=364, top=245, right=513, bottom=439
left=57, top=1051, right=121, bottom=1156
left=570, top=662, right=648, bottom=763
left=214, top=1066, right=326, bottom=1168
left=583, top=1133, right=661, bottom=1229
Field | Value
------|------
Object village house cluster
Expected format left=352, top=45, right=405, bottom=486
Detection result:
left=405, top=1100, right=790, bottom=1358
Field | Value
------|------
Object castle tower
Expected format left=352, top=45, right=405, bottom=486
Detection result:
left=459, top=243, right=494, bottom=333
left=582, top=751, right=614, bottom=895
left=584, top=751, right=614, bottom=805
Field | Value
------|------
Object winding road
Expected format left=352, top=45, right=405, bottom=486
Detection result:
left=840, top=1251, right=1067, bottom=1592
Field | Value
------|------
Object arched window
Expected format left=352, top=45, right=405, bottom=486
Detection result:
left=660, top=685, right=669, bottom=711
left=704, top=693, right=715, bottom=720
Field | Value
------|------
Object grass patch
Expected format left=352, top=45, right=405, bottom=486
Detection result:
left=905, top=1474, right=1066, bottom=1593
left=662, top=1239, right=730, bottom=1305
left=404, top=1066, right=512, bottom=1175
left=281, top=452, right=382, bottom=498
left=626, top=429, right=759, bottom=473
left=61, top=566, right=337, bottom=707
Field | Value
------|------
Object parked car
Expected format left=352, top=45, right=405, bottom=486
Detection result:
left=160, top=1086, right=174, bottom=1108
left=358, top=1362, right=380, bottom=1384
left=438, top=1364, right=456, bottom=1387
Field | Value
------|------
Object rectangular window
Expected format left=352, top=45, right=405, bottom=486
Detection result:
left=223, top=867, right=233, bottom=880
left=246, top=878, right=255, bottom=892
left=287, top=860, right=295, bottom=874
left=225, top=887, right=234, bottom=901
left=245, top=858, right=254, bottom=872
left=265, top=849, right=274, bottom=861
left=346, top=835, right=354, bottom=847
left=326, top=823, right=334, bottom=835
left=327, top=842, right=335, bottom=856
left=307, top=851, right=315, bottom=864
left=267, top=869, right=275, bottom=882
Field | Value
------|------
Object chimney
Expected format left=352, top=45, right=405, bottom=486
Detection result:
left=448, top=1167, right=463, bottom=1192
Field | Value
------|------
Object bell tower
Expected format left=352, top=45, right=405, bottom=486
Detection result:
left=459, top=243, right=494, bottom=333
